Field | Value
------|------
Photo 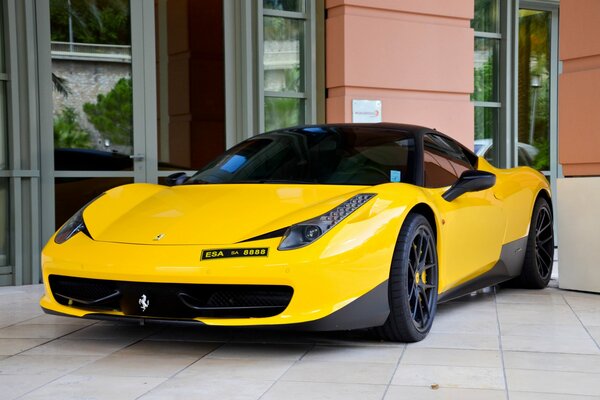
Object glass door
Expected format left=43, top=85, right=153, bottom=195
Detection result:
left=48, top=0, right=147, bottom=229
left=518, top=3, right=559, bottom=188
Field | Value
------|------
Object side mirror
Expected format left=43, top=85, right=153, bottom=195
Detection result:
left=166, top=172, right=188, bottom=186
left=442, top=170, right=496, bottom=202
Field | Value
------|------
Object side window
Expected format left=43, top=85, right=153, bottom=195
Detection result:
left=424, top=134, right=473, bottom=188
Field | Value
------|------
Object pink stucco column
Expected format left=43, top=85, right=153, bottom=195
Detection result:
left=559, top=0, right=600, bottom=177
left=325, top=0, right=474, bottom=147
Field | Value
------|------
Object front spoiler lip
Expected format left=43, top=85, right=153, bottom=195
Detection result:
left=41, top=280, right=390, bottom=332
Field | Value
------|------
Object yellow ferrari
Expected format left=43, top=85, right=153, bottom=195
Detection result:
left=40, top=124, right=554, bottom=342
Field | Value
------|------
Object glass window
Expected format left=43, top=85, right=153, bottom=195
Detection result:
left=189, top=127, right=416, bottom=186
left=0, top=2, right=5, bottom=74
left=518, top=9, right=551, bottom=171
left=0, top=81, right=7, bottom=171
left=424, top=134, right=473, bottom=188
left=264, top=97, right=305, bottom=132
left=0, top=178, right=8, bottom=268
left=472, top=0, right=501, bottom=167
left=264, top=0, right=303, bottom=12
left=472, top=0, right=499, bottom=33
left=262, top=1, right=309, bottom=131
left=50, top=0, right=134, bottom=170
left=473, top=38, right=500, bottom=103
left=474, top=107, right=499, bottom=165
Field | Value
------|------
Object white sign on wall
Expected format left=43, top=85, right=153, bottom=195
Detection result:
left=352, top=99, right=382, bottom=123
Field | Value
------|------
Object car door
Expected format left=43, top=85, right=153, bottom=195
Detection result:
left=422, top=134, right=506, bottom=293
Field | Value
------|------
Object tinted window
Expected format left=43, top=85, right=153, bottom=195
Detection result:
left=187, top=127, right=416, bottom=186
left=424, top=134, right=473, bottom=188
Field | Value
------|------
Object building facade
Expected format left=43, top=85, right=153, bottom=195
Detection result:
left=0, top=0, right=596, bottom=291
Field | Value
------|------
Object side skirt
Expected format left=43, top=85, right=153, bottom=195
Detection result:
left=438, top=236, right=528, bottom=303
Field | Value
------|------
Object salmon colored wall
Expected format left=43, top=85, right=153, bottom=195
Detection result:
left=325, top=0, right=474, bottom=148
left=559, top=0, right=600, bottom=176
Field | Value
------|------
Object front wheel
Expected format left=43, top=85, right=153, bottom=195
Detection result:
left=376, top=213, right=438, bottom=342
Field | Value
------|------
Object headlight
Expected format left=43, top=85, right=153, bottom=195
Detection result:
left=278, top=193, right=375, bottom=250
left=54, top=194, right=104, bottom=244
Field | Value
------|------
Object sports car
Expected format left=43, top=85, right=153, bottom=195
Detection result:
left=40, top=123, right=554, bottom=342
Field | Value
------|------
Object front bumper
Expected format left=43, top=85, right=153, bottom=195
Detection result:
left=40, top=232, right=393, bottom=331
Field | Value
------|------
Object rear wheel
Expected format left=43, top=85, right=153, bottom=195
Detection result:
left=376, top=213, right=438, bottom=342
left=515, top=197, right=554, bottom=289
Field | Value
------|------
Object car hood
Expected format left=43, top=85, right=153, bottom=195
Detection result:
left=83, top=183, right=370, bottom=245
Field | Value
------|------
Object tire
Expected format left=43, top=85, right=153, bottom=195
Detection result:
left=514, top=197, right=554, bottom=289
left=375, top=213, right=438, bottom=342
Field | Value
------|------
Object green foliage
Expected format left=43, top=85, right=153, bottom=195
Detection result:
left=50, top=0, right=130, bottom=45
left=83, top=78, right=132, bottom=147
left=264, top=98, right=302, bottom=131
left=54, top=107, right=92, bottom=149
left=533, top=136, right=550, bottom=171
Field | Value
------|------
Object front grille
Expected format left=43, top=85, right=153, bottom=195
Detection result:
left=48, top=275, right=293, bottom=318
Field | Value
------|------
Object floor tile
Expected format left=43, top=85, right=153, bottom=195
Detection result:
left=384, top=385, right=506, bottom=400
left=587, top=326, right=600, bottom=344
left=146, top=326, right=235, bottom=342
left=117, top=339, right=219, bottom=357
left=73, top=352, right=200, bottom=378
left=22, top=338, right=133, bottom=356
left=510, top=392, right=600, bottom=400
left=501, top=334, right=600, bottom=355
left=0, top=354, right=99, bottom=375
left=19, top=374, right=166, bottom=400
left=0, top=338, right=49, bottom=356
left=504, top=351, right=600, bottom=373
left=506, top=368, right=600, bottom=397
left=16, top=314, right=96, bottom=326
left=63, top=324, right=158, bottom=341
left=205, top=343, right=310, bottom=360
left=0, top=324, right=84, bottom=339
left=261, top=381, right=387, bottom=400
left=499, top=322, right=590, bottom=338
left=408, top=333, right=500, bottom=351
left=575, top=310, right=600, bottom=327
left=497, top=303, right=581, bottom=325
left=301, top=344, right=404, bottom=364
left=176, top=357, right=294, bottom=381
left=496, top=293, right=567, bottom=305
left=139, top=377, right=272, bottom=400
left=391, top=364, right=505, bottom=390
left=281, top=360, right=396, bottom=385
left=401, top=347, right=502, bottom=368
left=0, top=374, right=60, bottom=400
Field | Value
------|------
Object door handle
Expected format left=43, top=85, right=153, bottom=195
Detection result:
left=129, top=154, right=145, bottom=161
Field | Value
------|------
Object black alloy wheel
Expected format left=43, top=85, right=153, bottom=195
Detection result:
left=516, top=197, right=554, bottom=289
left=376, top=213, right=438, bottom=342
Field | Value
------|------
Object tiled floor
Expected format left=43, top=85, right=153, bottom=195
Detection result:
left=0, top=281, right=599, bottom=400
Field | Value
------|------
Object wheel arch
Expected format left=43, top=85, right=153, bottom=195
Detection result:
left=407, top=203, right=438, bottom=240
left=536, top=188, right=553, bottom=216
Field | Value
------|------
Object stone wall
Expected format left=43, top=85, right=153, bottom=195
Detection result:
left=52, top=59, right=131, bottom=153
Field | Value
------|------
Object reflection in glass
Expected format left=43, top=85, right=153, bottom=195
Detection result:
left=474, top=106, right=499, bottom=166
left=55, top=177, right=132, bottom=229
left=473, top=38, right=500, bottom=102
left=263, top=0, right=302, bottom=12
left=472, top=0, right=499, bottom=33
left=155, top=0, right=226, bottom=171
left=50, top=0, right=133, bottom=169
left=0, top=3, right=5, bottom=74
left=0, top=82, right=7, bottom=170
left=518, top=10, right=551, bottom=170
left=0, top=178, right=7, bottom=267
left=264, top=17, right=304, bottom=93
left=264, top=97, right=305, bottom=131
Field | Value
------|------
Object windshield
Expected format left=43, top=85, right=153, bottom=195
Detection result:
left=187, top=126, right=416, bottom=186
